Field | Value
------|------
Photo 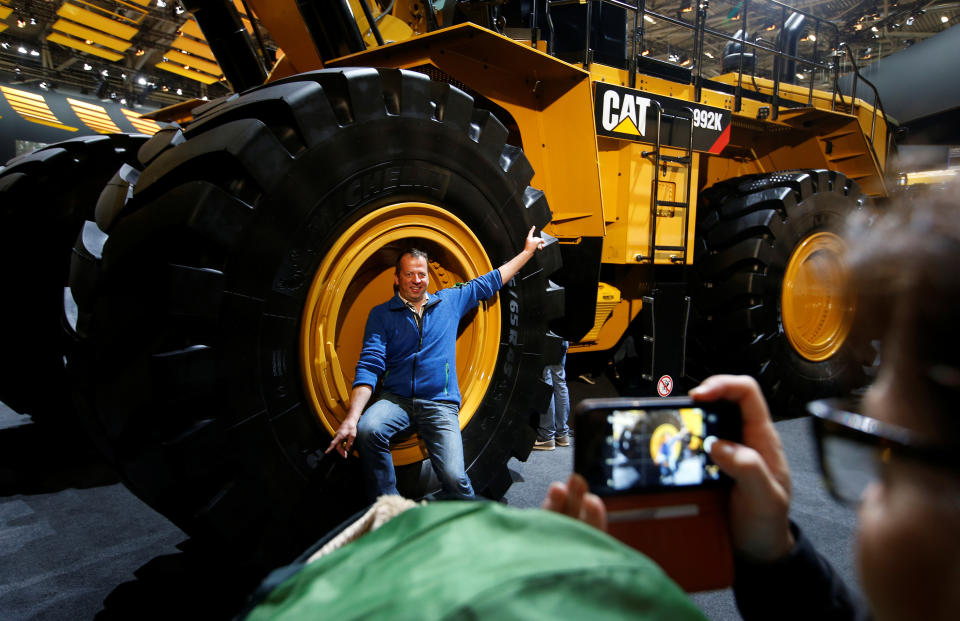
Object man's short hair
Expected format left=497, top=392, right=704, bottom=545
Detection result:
left=395, top=249, right=429, bottom=275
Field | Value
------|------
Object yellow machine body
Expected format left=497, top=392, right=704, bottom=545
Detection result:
left=237, top=2, right=889, bottom=356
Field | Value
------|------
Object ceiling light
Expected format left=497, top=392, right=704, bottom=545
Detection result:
left=906, top=16, right=915, bottom=25
left=175, top=6, right=185, bottom=15
left=941, top=15, right=949, bottom=23
left=17, top=18, right=25, bottom=28
left=796, top=73, right=805, bottom=80
left=17, top=45, right=26, bottom=53
left=176, top=88, right=183, bottom=95
left=29, top=49, right=39, bottom=56
left=101, top=69, right=109, bottom=76
left=121, top=73, right=127, bottom=79
left=138, top=77, right=147, bottom=85
left=643, top=15, right=656, bottom=24
left=704, top=51, right=714, bottom=58
left=808, top=34, right=816, bottom=42
left=680, top=58, right=692, bottom=66
left=135, top=48, right=145, bottom=56
left=83, top=63, right=92, bottom=70
left=201, top=96, right=208, bottom=101
left=120, top=97, right=127, bottom=104
left=39, top=81, right=49, bottom=90
left=157, top=0, right=166, bottom=7
left=765, top=24, right=777, bottom=31
left=641, top=49, right=650, bottom=56
left=871, top=26, right=879, bottom=32
left=29, top=17, right=36, bottom=25
left=0, top=42, right=8, bottom=49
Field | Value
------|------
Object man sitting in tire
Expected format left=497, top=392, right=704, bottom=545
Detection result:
left=326, top=227, right=546, bottom=500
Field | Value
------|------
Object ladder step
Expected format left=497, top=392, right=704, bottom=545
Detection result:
left=659, top=155, right=691, bottom=164
left=827, top=153, right=863, bottom=163
left=654, top=245, right=686, bottom=252
left=656, top=200, right=689, bottom=208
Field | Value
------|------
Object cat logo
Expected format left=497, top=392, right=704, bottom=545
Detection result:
left=599, top=88, right=652, bottom=136
left=594, top=82, right=732, bottom=154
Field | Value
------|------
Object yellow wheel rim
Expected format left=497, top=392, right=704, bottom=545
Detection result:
left=650, top=424, right=681, bottom=463
left=781, top=231, right=853, bottom=362
left=300, top=203, right=499, bottom=466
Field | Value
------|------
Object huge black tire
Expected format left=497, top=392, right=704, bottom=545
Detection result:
left=67, top=68, right=564, bottom=571
left=0, top=134, right=146, bottom=422
left=691, top=170, right=872, bottom=413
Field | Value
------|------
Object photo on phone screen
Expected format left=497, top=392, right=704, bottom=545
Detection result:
left=574, top=398, right=740, bottom=495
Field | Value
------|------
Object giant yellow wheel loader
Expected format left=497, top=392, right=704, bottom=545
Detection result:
left=0, top=0, right=891, bottom=572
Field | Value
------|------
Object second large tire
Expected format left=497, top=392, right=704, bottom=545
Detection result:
left=67, top=68, right=564, bottom=571
left=691, top=169, right=872, bottom=412
left=0, top=134, right=145, bottom=422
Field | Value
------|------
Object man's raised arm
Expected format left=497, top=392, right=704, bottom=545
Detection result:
left=498, top=226, right=545, bottom=285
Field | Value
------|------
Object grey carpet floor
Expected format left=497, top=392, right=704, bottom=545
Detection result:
left=2, top=375, right=863, bottom=620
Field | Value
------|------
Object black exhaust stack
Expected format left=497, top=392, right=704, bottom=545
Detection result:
left=296, top=0, right=367, bottom=62
left=774, top=12, right=805, bottom=85
left=180, top=0, right=267, bottom=94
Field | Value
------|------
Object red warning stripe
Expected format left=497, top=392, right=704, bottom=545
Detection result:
left=707, top=122, right=731, bottom=153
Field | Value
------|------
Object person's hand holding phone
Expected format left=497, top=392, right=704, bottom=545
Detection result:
left=542, top=473, right=608, bottom=532
left=690, top=375, right=796, bottom=562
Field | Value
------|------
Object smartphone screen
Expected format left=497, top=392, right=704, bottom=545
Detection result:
left=574, top=397, right=741, bottom=496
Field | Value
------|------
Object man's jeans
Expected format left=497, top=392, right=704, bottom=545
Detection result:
left=538, top=363, right=570, bottom=440
left=356, top=393, right=474, bottom=501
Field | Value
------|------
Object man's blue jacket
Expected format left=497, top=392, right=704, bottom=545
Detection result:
left=353, top=269, right=503, bottom=406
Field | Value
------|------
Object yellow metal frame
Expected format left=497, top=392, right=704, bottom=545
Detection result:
left=0, top=86, right=78, bottom=132
left=51, top=19, right=132, bottom=52
left=56, top=2, right=138, bottom=39
left=170, top=34, right=218, bottom=61
left=300, top=203, right=499, bottom=466
left=163, top=49, right=223, bottom=77
left=67, top=98, right=123, bottom=134
left=47, top=32, right=125, bottom=62
left=155, top=61, right=222, bottom=84
left=234, top=6, right=890, bottom=358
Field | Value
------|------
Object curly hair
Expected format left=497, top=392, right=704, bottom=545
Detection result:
left=844, top=184, right=960, bottom=437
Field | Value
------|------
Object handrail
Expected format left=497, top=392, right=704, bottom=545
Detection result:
left=543, top=0, right=890, bottom=167
left=833, top=42, right=889, bottom=170
left=641, top=100, right=664, bottom=263
left=835, top=42, right=885, bottom=144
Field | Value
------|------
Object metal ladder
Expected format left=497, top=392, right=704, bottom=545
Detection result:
left=640, top=101, right=695, bottom=265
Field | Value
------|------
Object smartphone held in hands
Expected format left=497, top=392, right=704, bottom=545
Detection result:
left=573, top=397, right=742, bottom=592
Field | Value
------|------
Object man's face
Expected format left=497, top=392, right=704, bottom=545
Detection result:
left=395, top=255, right=429, bottom=303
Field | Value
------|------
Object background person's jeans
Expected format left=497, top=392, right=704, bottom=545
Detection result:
left=538, top=362, right=570, bottom=440
left=356, top=393, right=474, bottom=501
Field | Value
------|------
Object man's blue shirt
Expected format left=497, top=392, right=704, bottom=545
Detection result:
left=353, top=269, right=503, bottom=405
